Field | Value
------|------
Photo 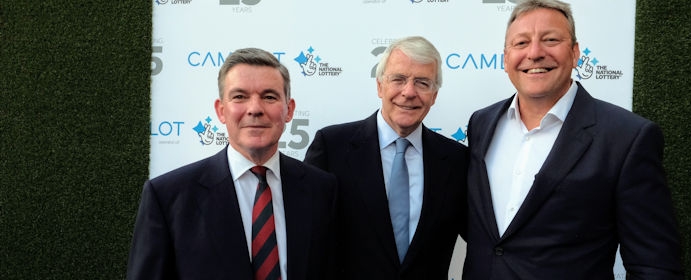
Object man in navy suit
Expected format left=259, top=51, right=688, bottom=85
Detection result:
left=463, top=1, right=683, bottom=279
left=304, top=36, right=468, bottom=279
left=127, top=48, right=337, bottom=280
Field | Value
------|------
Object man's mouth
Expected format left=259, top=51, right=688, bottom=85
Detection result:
left=397, top=104, right=420, bottom=110
left=246, top=124, right=269, bottom=129
left=524, top=67, right=553, bottom=74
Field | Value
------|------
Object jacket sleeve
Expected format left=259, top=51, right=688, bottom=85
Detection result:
left=616, top=121, right=683, bottom=279
left=126, top=181, right=178, bottom=280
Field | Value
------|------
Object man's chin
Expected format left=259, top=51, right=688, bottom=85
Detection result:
left=393, top=119, right=422, bottom=132
left=232, top=139, right=277, bottom=151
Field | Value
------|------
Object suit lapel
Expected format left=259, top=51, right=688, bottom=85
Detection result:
left=470, top=98, right=512, bottom=241
left=195, top=147, right=253, bottom=276
left=280, top=155, right=311, bottom=280
left=404, top=126, right=452, bottom=265
left=346, top=112, right=400, bottom=264
left=502, top=84, right=596, bottom=239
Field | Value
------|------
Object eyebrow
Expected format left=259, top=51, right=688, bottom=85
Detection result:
left=228, top=87, right=282, bottom=94
left=511, top=28, right=567, bottom=37
left=390, top=73, right=434, bottom=80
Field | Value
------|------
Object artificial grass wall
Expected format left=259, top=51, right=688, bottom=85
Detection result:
left=634, top=1, right=691, bottom=276
left=1, top=1, right=152, bottom=279
left=0, top=0, right=688, bottom=279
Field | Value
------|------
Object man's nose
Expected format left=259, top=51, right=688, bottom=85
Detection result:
left=246, top=95, right=265, bottom=115
left=527, top=41, right=546, bottom=61
left=400, top=79, right=419, bottom=98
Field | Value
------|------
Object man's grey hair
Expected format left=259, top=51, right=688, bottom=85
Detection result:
left=375, top=36, right=443, bottom=89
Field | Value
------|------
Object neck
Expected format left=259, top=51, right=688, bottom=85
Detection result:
left=516, top=94, right=560, bottom=131
left=232, top=144, right=277, bottom=166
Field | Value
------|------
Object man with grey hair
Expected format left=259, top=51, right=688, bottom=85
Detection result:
left=127, top=48, right=338, bottom=280
left=463, top=0, right=683, bottom=279
left=305, top=36, right=468, bottom=279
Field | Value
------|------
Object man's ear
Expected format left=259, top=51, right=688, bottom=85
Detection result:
left=214, top=98, right=226, bottom=124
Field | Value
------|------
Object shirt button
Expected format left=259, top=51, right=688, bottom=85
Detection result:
left=494, top=247, right=504, bottom=256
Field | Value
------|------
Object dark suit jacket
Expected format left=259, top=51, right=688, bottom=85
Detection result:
left=463, top=82, right=683, bottom=279
left=304, top=111, right=468, bottom=280
left=126, top=147, right=338, bottom=280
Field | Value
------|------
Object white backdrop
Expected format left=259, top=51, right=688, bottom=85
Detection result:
left=150, top=0, right=635, bottom=278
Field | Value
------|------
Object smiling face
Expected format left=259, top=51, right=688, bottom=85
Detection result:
left=377, top=49, right=438, bottom=137
left=504, top=7, right=579, bottom=103
left=214, top=64, right=295, bottom=164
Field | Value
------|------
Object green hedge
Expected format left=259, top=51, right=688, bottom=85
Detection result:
left=0, top=0, right=688, bottom=278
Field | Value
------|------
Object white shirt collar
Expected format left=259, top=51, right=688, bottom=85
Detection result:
left=507, top=81, right=579, bottom=128
left=227, top=146, right=281, bottom=181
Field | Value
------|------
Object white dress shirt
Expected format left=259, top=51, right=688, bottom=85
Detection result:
left=484, top=81, right=578, bottom=236
left=377, top=111, right=423, bottom=244
left=226, top=147, right=288, bottom=280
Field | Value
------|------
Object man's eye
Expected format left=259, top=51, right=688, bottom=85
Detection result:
left=415, top=80, right=431, bottom=89
left=544, top=38, right=561, bottom=46
left=392, top=77, right=406, bottom=83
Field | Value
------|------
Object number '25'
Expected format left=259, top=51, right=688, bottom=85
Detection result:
left=281, top=119, right=309, bottom=150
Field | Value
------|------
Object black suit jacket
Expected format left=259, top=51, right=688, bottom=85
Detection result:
left=463, top=82, right=683, bottom=279
left=304, top=111, right=468, bottom=280
left=126, top=147, right=337, bottom=280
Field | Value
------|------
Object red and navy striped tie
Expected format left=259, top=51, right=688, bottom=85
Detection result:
left=250, top=166, right=281, bottom=280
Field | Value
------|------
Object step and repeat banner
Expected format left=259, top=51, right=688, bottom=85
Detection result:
left=150, top=0, right=634, bottom=278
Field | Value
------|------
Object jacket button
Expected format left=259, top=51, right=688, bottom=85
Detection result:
left=494, top=247, right=504, bottom=256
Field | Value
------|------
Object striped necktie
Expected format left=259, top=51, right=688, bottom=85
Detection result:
left=250, top=166, right=281, bottom=280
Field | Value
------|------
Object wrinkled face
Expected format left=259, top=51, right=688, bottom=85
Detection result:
left=504, top=8, right=579, bottom=101
left=214, top=64, right=295, bottom=161
left=377, top=49, right=438, bottom=137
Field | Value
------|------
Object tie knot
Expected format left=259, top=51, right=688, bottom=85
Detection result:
left=395, top=138, right=411, bottom=154
left=250, top=166, right=267, bottom=177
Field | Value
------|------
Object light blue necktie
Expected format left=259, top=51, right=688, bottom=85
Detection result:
left=389, top=137, right=411, bottom=263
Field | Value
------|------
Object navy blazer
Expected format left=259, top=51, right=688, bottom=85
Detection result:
left=304, top=111, right=468, bottom=280
left=463, top=82, right=683, bottom=279
left=126, top=147, right=338, bottom=280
